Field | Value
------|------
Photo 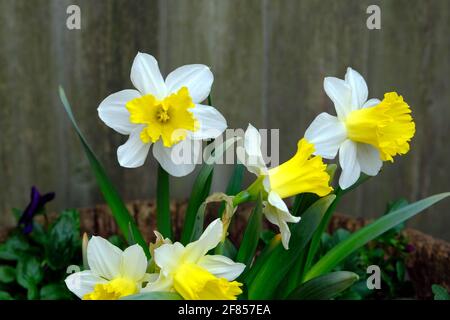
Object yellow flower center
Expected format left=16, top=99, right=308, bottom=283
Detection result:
left=126, top=87, right=198, bottom=147
left=267, top=138, right=333, bottom=199
left=173, top=263, right=242, bottom=300
left=82, top=277, right=138, bottom=300
left=345, top=92, right=415, bottom=162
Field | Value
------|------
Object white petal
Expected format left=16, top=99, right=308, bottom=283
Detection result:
left=184, top=218, right=223, bottom=263
left=198, top=255, right=246, bottom=281
left=263, top=192, right=301, bottom=250
left=237, top=124, right=268, bottom=176
left=357, top=143, right=382, bottom=176
left=152, top=139, right=200, bottom=177
left=142, top=273, right=173, bottom=292
left=189, top=104, right=227, bottom=140
left=121, top=244, right=148, bottom=281
left=267, top=192, right=301, bottom=224
left=304, top=112, right=347, bottom=159
left=344, top=67, right=368, bottom=109
left=65, top=270, right=106, bottom=299
left=338, top=140, right=361, bottom=189
left=154, top=242, right=185, bottom=276
left=362, top=98, right=381, bottom=109
left=98, top=89, right=141, bottom=135
left=165, top=64, right=213, bottom=103
left=130, top=52, right=167, bottom=99
left=87, top=236, right=122, bottom=279
left=117, top=126, right=151, bottom=168
left=323, top=77, right=352, bottom=120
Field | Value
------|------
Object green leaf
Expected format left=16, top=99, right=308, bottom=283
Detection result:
left=236, top=194, right=263, bottom=268
left=432, top=284, right=450, bottom=300
left=0, top=234, right=31, bottom=261
left=45, top=210, right=81, bottom=270
left=58, top=87, right=148, bottom=258
left=121, top=291, right=183, bottom=300
left=156, top=165, right=172, bottom=239
left=304, top=192, right=450, bottom=282
left=0, top=291, right=13, bottom=300
left=16, top=256, right=43, bottom=289
left=181, top=164, right=214, bottom=245
left=40, top=283, right=73, bottom=300
left=248, top=195, right=336, bottom=299
left=287, top=271, right=359, bottom=300
left=0, top=266, right=16, bottom=283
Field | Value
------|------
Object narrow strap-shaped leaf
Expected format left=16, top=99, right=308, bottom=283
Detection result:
left=156, top=165, right=172, bottom=239
left=302, top=174, right=371, bottom=280
left=58, top=87, right=149, bottom=258
left=121, top=292, right=183, bottom=300
left=248, top=195, right=336, bottom=299
left=180, top=163, right=214, bottom=245
left=236, top=193, right=263, bottom=268
left=304, top=192, right=450, bottom=282
left=287, top=271, right=359, bottom=300
left=180, top=137, right=238, bottom=244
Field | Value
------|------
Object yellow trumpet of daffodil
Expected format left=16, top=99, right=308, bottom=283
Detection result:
left=237, top=124, right=333, bottom=249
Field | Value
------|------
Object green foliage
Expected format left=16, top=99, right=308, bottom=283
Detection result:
left=304, top=193, right=450, bottom=282
left=0, top=210, right=82, bottom=300
left=432, top=285, right=450, bottom=300
left=156, top=165, right=172, bottom=239
left=45, top=210, right=81, bottom=270
left=287, top=271, right=359, bottom=300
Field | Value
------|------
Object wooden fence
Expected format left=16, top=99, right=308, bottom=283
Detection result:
left=0, top=0, right=449, bottom=240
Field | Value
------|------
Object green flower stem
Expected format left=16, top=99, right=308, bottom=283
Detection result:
left=156, top=165, right=172, bottom=239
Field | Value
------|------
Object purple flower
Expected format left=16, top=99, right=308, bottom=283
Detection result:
left=18, top=186, right=55, bottom=234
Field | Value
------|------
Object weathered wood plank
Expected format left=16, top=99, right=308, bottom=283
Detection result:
left=0, top=0, right=449, bottom=241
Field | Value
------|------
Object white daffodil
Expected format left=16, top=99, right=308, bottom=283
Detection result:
left=237, top=124, right=332, bottom=249
left=143, top=219, right=245, bottom=300
left=305, top=67, right=415, bottom=189
left=65, top=236, right=149, bottom=300
left=98, top=52, right=227, bottom=177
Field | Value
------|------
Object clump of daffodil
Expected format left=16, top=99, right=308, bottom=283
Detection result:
left=65, top=236, right=149, bottom=300
left=143, top=219, right=245, bottom=300
left=305, top=67, right=415, bottom=189
left=98, top=52, right=227, bottom=177
left=237, top=124, right=333, bottom=249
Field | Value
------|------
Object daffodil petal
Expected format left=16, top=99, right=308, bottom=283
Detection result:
left=323, top=77, right=352, bottom=120
left=184, top=219, right=223, bottom=262
left=121, top=244, right=148, bottom=282
left=263, top=192, right=300, bottom=250
left=98, top=89, right=141, bottom=135
left=237, top=124, right=268, bottom=176
left=117, top=126, right=151, bottom=168
left=344, top=67, right=368, bottom=109
left=154, top=242, right=185, bottom=276
left=65, top=270, right=106, bottom=299
left=362, top=98, right=381, bottom=109
left=198, top=255, right=246, bottom=281
left=143, top=273, right=174, bottom=292
left=152, top=139, right=200, bottom=177
left=189, top=104, right=227, bottom=140
left=356, top=143, right=382, bottom=176
left=165, top=64, right=213, bottom=104
left=338, top=139, right=361, bottom=189
left=304, top=112, right=347, bottom=159
left=87, top=236, right=123, bottom=279
left=130, top=52, right=167, bottom=99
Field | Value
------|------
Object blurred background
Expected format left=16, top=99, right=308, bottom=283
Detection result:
left=0, top=0, right=449, bottom=240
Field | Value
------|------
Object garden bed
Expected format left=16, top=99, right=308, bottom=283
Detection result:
left=1, top=199, right=449, bottom=299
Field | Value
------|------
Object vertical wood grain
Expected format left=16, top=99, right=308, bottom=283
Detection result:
left=0, top=0, right=449, bottom=240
